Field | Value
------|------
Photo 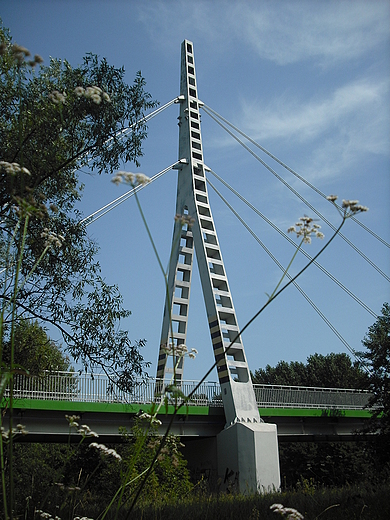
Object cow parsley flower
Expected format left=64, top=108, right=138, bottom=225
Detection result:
left=270, top=503, right=304, bottom=520
left=49, top=90, right=67, bottom=105
left=287, top=216, right=324, bottom=244
left=111, top=171, right=150, bottom=186
left=41, top=228, right=65, bottom=249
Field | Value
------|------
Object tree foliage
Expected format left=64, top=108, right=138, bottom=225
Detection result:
left=252, top=352, right=368, bottom=388
left=0, top=21, right=157, bottom=388
left=1, top=319, right=71, bottom=375
left=360, top=303, right=390, bottom=423
left=253, top=349, right=389, bottom=488
left=359, top=303, right=390, bottom=464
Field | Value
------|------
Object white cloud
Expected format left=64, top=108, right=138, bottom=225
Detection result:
left=204, top=76, right=389, bottom=183
left=137, top=0, right=389, bottom=66
left=235, top=0, right=390, bottom=66
left=240, top=77, right=389, bottom=149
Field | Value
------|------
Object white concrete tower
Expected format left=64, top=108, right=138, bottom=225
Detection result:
left=156, top=40, right=280, bottom=492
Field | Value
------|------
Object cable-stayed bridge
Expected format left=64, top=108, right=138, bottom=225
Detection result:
left=2, top=39, right=388, bottom=493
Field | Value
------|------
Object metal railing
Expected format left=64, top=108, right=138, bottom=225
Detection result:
left=4, top=371, right=372, bottom=410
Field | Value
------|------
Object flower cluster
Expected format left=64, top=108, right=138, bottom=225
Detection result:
left=270, top=503, right=304, bottom=520
left=41, top=228, right=65, bottom=249
left=341, top=199, right=369, bottom=213
left=35, top=511, right=61, bottom=520
left=175, top=213, right=195, bottom=228
left=0, top=42, right=43, bottom=67
left=49, top=90, right=67, bottom=105
left=161, top=343, right=198, bottom=359
left=111, top=171, right=151, bottom=186
left=0, top=160, right=31, bottom=176
left=138, top=412, right=162, bottom=426
left=77, top=424, right=99, bottom=438
left=287, top=216, right=324, bottom=244
left=89, top=442, right=122, bottom=461
left=1, top=424, right=28, bottom=440
left=147, top=436, right=184, bottom=467
left=65, top=414, right=80, bottom=428
left=326, top=195, right=368, bottom=214
left=74, top=85, right=111, bottom=104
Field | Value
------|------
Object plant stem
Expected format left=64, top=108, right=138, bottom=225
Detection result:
left=8, top=215, right=29, bottom=517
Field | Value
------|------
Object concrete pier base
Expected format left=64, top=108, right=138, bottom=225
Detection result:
left=217, top=422, right=281, bottom=493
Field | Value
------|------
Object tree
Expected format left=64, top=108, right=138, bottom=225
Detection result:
left=252, top=352, right=368, bottom=388
left=2, top=319, right=71, bottom=375
left=252, top=353, right=378, bottom=488
left=0, top=21, right=157, bottom=388
left=360, top=303, right=390, bottom=457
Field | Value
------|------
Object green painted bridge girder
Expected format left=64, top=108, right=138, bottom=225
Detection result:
left=1, top=398, right=373, bottom=419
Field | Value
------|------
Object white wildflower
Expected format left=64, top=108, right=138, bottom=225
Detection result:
left=91, top=94, right=101, bottom=104
left=41, top=228, right=65, bottom=249
left=270, top=503, right=304, bottom=520
left=77, top=424, right=98, bottom=438
left=138, top=412, right=152, bottom=420
left=89, top=442, right=122, bottom=461
left=135, top=173, right=150, bottom=185
left=176, top=344, right=188, bottom=355
left=0, top=161, right=31, bottom=176
left=49, top=90, right=67, bottom=105
left=102, top=92, right=111, bottom=102
left=326, top=194, right=338, bottom=202
left=15, top=424, right=28, bottom=435
left=111, top=171, right=150, bottom=187
left=341, top=199, right=369, bottom=214
left=34, top=54, right=44, bottom=64
left=74, top=86, right=84, bottom=97
left=122, top=172, right=135, bottom=184
left=65, top=414, right=80, bottom=428
left=175, top=213, right=195, bottom=227
left=288, top=216, right=323, bottom=244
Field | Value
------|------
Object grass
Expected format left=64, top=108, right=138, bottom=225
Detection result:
left=124, top=481, right=390, bottom=520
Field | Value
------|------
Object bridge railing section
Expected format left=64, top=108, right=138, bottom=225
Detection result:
left=253, top=384, right=371, bottom=410
left=4, top=371, right=372, bottom=410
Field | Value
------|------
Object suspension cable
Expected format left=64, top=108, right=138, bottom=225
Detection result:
left=206, top=167, right=378, bottom=319
left=202, top=107, right=390, bottom=283
left=106, top=97, right=182, bottom=147
left=81, top=160, right=184, bottom=225
left=207, top=177, right=370, bottom=370
left=201, top=103, right=390, bottom=249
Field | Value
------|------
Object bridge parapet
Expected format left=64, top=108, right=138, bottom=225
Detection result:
left=5, top=371, right=372, bottom=410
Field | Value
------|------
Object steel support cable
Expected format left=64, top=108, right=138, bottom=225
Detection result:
left=207, top=167, right=378, bottom=319
left=81, top=161, right=182, bottom=225
left=84, top=97, right=180, bottom=161
left=202, top=107, right=390, bottom=283
left=105, top=97, right=181, bottom=148
left=207, top=177, right=368, bottom=368
left=201, top=103, right=390, bottom=249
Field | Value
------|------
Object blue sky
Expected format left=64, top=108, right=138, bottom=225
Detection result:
left=1, top=0, right=389, bottom=383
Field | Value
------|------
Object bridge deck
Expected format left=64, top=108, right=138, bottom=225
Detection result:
left=5, top=371, right=372, bottom=410
left=2, top=372, right=374, bottom=442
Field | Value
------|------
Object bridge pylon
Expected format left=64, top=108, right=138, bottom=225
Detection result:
left=156, top=40, right=280, bottom=492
